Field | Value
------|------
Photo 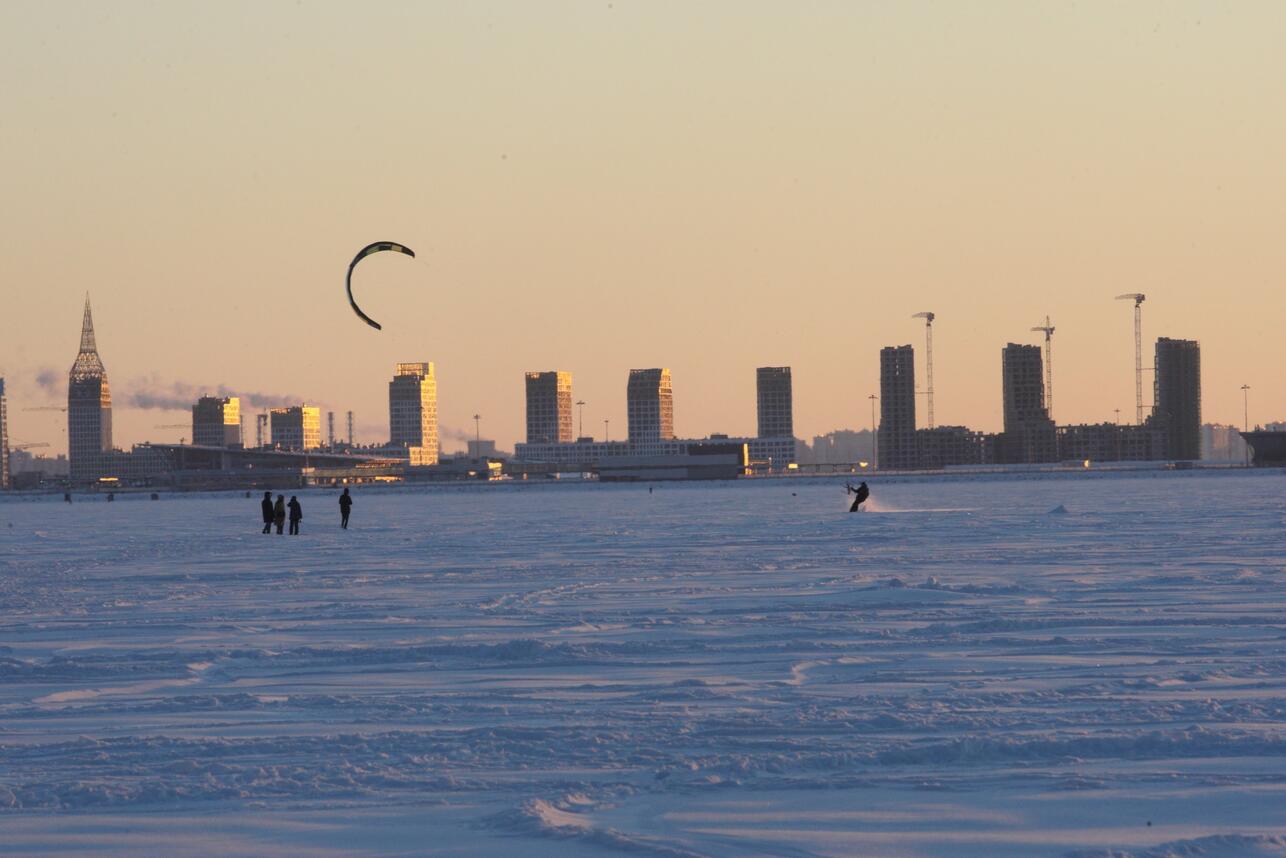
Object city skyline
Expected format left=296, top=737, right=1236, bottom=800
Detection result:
left=2, top=3, right=1284, bottom=453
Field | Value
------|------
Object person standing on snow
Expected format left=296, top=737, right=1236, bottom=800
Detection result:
left=261, top=491, right=274, bottom=534
left=339, top=488, right=353, bottom=529
left=288, top=496, right=303, bottom=535
left=273, top=495, right=287, bottom=535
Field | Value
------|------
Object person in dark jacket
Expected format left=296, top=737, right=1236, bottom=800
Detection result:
left=339, top=488, right=352, bottom=529
left=261, top=491, right=274, bottom=534
left=288, top=496, right=303, bottom=535
left=846, top=481, right=870, bottom=512
left=273, top=495, right=286, bottom=535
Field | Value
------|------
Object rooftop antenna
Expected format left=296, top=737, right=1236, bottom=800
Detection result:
left=1115, top=294, right=1146, bottom=424
left=1030, top=315, right=1055, bottom=419
left=912, top=312, right=935, bottom=428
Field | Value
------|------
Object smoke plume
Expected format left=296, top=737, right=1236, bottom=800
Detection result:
left=122, top=378, right=314, bottom=411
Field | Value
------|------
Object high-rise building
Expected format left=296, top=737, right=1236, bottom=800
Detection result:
left=525, top=371, right=573, bottom=444
left=756, top=367, right=793, bottom=439
left=627, top=368, right=674, bottom=446
left=0, top=377, right=9, bottom=491
left=1152, top=337, right=1201, bottom=460
left=192, top=396, right=242, bottom=447
left=878, top=345, right=917, bottom=470
left=388, top=362, right=438, bottom=464
left=269, top=406, right=322, bottom=451
left=1000, top=343, right=1057, bottom=463
left=68, top=296, right=112, bottom=483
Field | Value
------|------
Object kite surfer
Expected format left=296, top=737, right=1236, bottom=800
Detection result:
left=846, top=481, right=870, bottom=512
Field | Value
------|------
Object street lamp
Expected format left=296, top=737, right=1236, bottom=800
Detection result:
left=473, top=414, right=481, bottom=456
left=576, top=400, right=586, bottom=438
left=603, top=418, right=610, bottom=443
left=1241, top=384, right=1251, bottom=466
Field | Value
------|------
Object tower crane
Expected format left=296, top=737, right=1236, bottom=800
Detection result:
left=1030, top=316, right=1055, bottom=419
left=11, top=442, right=50, bottom=451
left=1115, top=293, right=1146, bottom=424
left=912, top=312, right=936, bottom=428
left=23, top=406, right=67, bottom=412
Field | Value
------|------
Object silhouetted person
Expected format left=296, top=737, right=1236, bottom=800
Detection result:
left=261, top=491, right=274, bottom=534
left=847, top=481, right=870, bottom=512
left=273, top=495, right=286, bottom=535
left=339, top=488, right=352, bottom=529
left=288, top=496, right=302, bottom=535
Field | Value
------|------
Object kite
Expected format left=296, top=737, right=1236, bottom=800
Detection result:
left=346, top=241, right=415, bottom=331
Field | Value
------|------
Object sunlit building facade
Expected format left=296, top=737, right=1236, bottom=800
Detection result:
left=192, top=396, right=242, bottom=448
left=389, top=362, right=439, bottom=465
left=627, top=368, right=674, bottom=448
left=270, top=406, right=322, bottom=451
left=525, top=371, right=573, bottom=444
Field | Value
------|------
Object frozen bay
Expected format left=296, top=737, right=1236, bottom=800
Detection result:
left=1, top=471, right=1284, bottom=856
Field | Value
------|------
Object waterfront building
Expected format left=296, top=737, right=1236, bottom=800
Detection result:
left=68, top=296, right=112, bottom=483
left=999, top=343, right=1057, bottom=464
left=1152, top=338, right=1201, bottom=460
left=525, top=371, right=574, bottom=444
left=878, top=345, right=917, bottom=470
left=192, top=396, right=242, bottom=448
left=270, top=406, right=322, bottom=451
left=388, top=362, right=439, bottom=465
left=627, top=368, right=674, bottom=449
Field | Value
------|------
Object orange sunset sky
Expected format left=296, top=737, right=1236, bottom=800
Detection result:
left=2, top=1, right=1283, bottom=453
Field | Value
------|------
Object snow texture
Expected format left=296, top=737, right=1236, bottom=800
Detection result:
left=1, top=470, right=1284, bottom=856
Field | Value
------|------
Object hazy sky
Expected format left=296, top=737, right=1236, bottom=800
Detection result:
left=2, top=1, right=1283, bottom=454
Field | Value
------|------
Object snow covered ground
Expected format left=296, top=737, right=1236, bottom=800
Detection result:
left=1, top=470, right=1284, bottom=857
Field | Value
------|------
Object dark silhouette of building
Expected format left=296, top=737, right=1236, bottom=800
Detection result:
left=917, top=426, right=987, bottom=469
left=755, top=367, right=793, bottom=439
left=1152, top=337, right=1201, bottom=460
left=999, top=343, right=1057, bottom=463
left=1057, top=422, right=1163, bottom=462
left=525, top=371, right=574, bottom=444
left=627, top=368, right=674, bottom=447
left=878, top=345, right=917, bottom=470
left=68, top=296, right=112, bottom=483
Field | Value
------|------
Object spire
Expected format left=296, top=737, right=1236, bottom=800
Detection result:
left=79, top=294, right=98, bottom=355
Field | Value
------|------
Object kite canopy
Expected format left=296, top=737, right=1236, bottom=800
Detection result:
left=346, top=241, right=415, bottom=331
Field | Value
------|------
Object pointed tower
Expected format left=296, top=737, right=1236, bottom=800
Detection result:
left=68, top=294, right=112, bottom=482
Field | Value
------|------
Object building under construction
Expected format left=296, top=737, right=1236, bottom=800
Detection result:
left=878, top=345, right=917, bottom=470
left=998, top=343, right=1058, bottom=464
left=1151, top=337, right=1201, bottom=460
left=525, top=371, right=574, bottom=444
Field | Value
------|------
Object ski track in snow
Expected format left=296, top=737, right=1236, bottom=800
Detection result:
left=1, top=471, right=1284, bottom=856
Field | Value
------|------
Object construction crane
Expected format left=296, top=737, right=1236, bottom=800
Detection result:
left=1030, top=315, right=1055, bottom=419
left=256, top=413, right=268, bottom=448
left=1115, top=293, right=1146, bottom=424
left=912, top=311, right=936, bottom=428
left=154, top=423, right=188, bottom=429
left=23, top=406, right=67, bottom=412
left=11, top=442, right=50, bottom=451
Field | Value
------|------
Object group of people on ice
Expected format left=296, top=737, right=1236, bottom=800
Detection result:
left=260, top=488, right=353, bottom=535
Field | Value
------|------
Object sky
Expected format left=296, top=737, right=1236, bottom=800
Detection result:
left=2, top=1, right=1283, bottom=454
